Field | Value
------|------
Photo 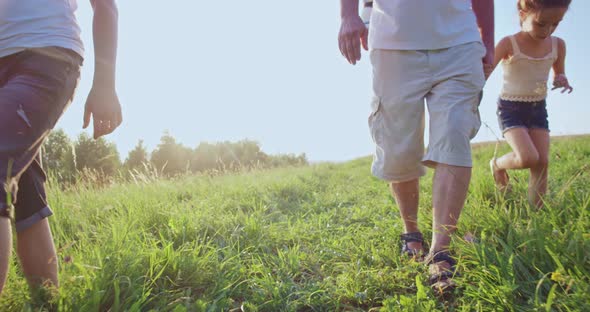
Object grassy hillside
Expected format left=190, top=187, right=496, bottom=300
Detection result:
left=2, top=136, right=589, bottom=311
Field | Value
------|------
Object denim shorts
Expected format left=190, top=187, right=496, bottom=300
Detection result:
left=0, top=47, right=81, bottom=232
left=496, top=99, right=549, bottom=135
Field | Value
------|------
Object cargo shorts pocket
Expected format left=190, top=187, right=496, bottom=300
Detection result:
left=0, top=103, right=33, bottom=146
left=368, top=96, right=383, bottom=145
left=469, top=108, right=481, bottom=139
left=469, top=93, right=482, bottom=139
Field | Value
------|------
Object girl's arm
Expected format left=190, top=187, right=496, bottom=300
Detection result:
left=552, top=37, right=573, bottom=93
left=484, top=36, right=511, bottom=80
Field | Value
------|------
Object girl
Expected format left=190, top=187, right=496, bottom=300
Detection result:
left=489, top=0, right=573, bottom=208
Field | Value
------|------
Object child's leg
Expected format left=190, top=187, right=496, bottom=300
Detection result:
left=0, top=218, right=12, bottom=295
left=495, top=128, right=540, bottom=170
left=528, top=129, right=550, bottom=208
left=493, top=100, right=543, bottom=189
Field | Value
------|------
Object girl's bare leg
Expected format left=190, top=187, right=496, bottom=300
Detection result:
left=528, top=129, right=550, bottom=208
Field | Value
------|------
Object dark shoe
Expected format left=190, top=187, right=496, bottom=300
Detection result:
left=400, top=232, right=425, bottom=258
left=426, top=250, right=458, bottom=293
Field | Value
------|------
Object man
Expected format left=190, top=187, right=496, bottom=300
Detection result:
left=338, top=0, right=494, bottom=290
left=0, top=0, right=122, bottom=297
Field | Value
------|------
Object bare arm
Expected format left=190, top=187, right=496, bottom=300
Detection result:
left=83, top=0, right=123, bottom=138
left=483, top=36, right=510, bottom=80
left=340, top=0, right=359, bottom=20
left=472, top=0, right=495, bottom=65
left=552, top=38, right=573, bottom=93
left=338, top=0, right=368, bottom=65
left=492, top=37, right=510, bottom=71
left=553, top=38, right=567, bottom=76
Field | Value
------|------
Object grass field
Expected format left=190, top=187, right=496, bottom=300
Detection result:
left=1, top=136, right=589, bottom=311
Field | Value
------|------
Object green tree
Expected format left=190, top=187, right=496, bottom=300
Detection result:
left=124, top=140, right=149, bottom=171
left=268, top=153, right=308, bottom=168
left=235, top=140, right=268, bottom=167
left=150, top=132, right=191, bottom=176
left=74, top=133, right=121, bottom=177
left=191, top=142, right=218, bottom=172
left=42, top=129, right=76, bottom=184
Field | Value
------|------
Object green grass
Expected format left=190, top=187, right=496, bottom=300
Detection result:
left=2, top=136, right=589, bottom=311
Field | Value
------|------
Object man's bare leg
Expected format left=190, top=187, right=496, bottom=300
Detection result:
left=431, top=164, right=471, bottom=252
left=0, top=217, right=12, bottom=295
left=390, top=178, right=422, bottom=252
left=17, top=218, right=58, bottom=290
left=428, top=164, right=471, bottom=289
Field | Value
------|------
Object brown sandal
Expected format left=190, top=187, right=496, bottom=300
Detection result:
left=400, top=232, right=426, bottom=258
left=427, top=250, right=458, bottom=292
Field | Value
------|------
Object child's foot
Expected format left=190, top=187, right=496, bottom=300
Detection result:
left=490, top=158, right=510, bottom=192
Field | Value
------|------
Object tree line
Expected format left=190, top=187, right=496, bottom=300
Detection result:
left=42, top=129, right=308, bottom=185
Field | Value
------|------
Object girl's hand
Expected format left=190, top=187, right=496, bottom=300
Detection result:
left=552, top=74, right=573, bottom=94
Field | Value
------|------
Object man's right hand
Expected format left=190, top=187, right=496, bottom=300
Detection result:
left=483, top=50, right=495, bottom=80
left=83, top=85, right=122, bottom=139
left=338, top=15, right=368, bottom=65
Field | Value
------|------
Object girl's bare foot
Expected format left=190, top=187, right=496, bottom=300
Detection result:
left=490, top=158, right=510, bottom=192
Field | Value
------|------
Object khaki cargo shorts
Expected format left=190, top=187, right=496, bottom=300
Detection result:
left=369, top=42, right=486, bottom=182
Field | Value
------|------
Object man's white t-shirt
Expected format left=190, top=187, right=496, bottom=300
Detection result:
left=369, top=0, right=482, bottom=50
left=0, top=0, right=84, bottom=58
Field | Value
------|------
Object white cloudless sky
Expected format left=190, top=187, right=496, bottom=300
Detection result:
left=56, top=1, right=589, bottom=162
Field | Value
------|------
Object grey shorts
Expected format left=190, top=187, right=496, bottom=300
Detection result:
left=0, top=47, right=81, bottom=232
left=369, top=42, right=486, bottom=182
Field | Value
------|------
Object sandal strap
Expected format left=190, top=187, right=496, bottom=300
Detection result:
left=400, top=232, right=424, bottom=243
left=427, top=251, right=458, bottom=285
left=400, top=232, right=425, bottom=257
left=429, top=271, right=455, bottom=284
left=427, top=250, right=456, bottom=267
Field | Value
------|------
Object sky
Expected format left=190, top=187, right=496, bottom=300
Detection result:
left=58, top=1, right=590, bottom=162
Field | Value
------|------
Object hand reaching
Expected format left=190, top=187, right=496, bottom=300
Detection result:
left=552, top=74, right=573, bottom=94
